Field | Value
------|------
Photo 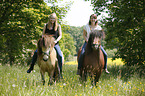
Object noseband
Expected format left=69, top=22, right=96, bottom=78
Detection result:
left=42, top=48, right=53, bottom=62
left=92, top=43, right=100, bottom=49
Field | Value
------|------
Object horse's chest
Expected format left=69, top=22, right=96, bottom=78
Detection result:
left=84, top=54, right=101, bottom=68
left=39, top=59, right=54, bottom=70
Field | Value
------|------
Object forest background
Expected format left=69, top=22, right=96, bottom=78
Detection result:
left=0, top=0, right=145, bottom=68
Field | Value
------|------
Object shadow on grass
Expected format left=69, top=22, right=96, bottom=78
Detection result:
left=63, top=64, right=145, bottom=83
left=103, top=64, right=145, bottom=82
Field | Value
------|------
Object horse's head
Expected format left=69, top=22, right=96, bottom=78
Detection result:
left=38, top=35, right=55, bottom=61
left=88, top=30, right=104, bottom=50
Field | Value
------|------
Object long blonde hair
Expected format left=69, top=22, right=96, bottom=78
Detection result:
left=47, top=13, right=58, bottom=31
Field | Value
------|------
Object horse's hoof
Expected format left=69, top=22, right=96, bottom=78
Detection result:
left=58, top=74, right=63, bottom=79
left=48, top=82, right=53, bottom=86
left=76, top=69, right=80, bottom=75
left=42, top=81, right=45, bottom=85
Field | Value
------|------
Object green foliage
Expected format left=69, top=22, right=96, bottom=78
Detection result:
left=61, top=25, right=84, bottom=55
left=59, top=31, right=76, bottom=61
left=90, top=0, right=145, bottom=66
left=106, top=49, right=117, bottom=58
left=0, top=0, right=72, bottom=65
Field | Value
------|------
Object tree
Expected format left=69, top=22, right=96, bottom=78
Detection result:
left=90, top=0, right=145, bottom=66
left=61, top=25, right=84, bottom=55
left=0, top=0, right=72, bottom=65
left=59, top=30, right=76, bottom=61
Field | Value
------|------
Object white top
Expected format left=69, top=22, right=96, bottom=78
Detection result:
left=84, top=23, right=102, bottom=40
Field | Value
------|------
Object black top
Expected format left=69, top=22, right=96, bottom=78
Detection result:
left=45, top=24, right=59, bottom=44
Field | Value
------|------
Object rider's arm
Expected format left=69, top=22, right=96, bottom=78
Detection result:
left=83, top=29, right=88, bottom=42
left=54, top=24, right=62, bottom=43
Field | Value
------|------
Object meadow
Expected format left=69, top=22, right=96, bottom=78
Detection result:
left=0, top=58, right=145, bottom=96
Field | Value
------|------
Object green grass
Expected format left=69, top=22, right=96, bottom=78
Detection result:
left=0, top=59, right=145, bottom=96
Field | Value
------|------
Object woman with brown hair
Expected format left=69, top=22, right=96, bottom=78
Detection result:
left=77, top=14, right=109, bottom=75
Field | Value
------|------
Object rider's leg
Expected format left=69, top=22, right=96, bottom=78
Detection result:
left=101, top=46, right=110, bottom=73
left=54, top=44, right=63, bottom=78
left=27, top=49, right=38, bottom=73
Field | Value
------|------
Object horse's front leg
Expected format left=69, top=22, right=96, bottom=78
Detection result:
left=48, top=69, right=55, bottom=85
left=80, top=69, right=87, bottom=87
left=94, top=72, right=101, bottom=87
left=40, top=70, right=45, bottom=85
left=90, top=73, right=95, bottom=86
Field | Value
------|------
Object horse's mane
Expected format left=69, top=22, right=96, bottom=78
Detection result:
left=86, top=30, right=104, bottom=54
left=38, top=35, right=55, bottom=55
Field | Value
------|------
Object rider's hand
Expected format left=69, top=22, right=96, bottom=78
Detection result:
left=54, top=40, right=57, bottom=44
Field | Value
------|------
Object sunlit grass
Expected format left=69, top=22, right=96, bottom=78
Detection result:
left=0, top=58, right=145, bottom=96
left=108, top=58, right=124, bottom=66
left=65, top=58, right=124, bottom=66
left=65, top=61, right=77, bottom=65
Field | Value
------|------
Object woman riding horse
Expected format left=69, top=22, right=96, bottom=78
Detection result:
left=77, top=14, right=109, bottom=75
left=27, top=13, right=63, bottom=78
left=78, top=30, right=105, bottom=86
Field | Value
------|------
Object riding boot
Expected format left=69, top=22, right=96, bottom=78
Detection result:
left=27, top=51, right=37, bottom=73
left=105, top=68, right=110, bottom=73
left=57, top=56, right=63, bottom=79
left=59, top=69, right=63, bottom=79
left=104, top=56, right=110, bottom=74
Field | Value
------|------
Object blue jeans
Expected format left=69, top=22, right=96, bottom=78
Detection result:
left=78, top=42, right=108, bottom=70
left=31, top=44, right=63, bottom=72
left=78, top=42, right=87, bottom=70
left=54, top=44, right=63, bottom=73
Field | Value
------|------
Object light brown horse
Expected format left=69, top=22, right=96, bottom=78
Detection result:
left=37, top=34, right=60, bottom=85
left=77, top=30, right=105, bottom=86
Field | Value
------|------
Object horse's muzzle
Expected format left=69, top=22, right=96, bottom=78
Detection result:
left=92, top=44, right=100, bottom=49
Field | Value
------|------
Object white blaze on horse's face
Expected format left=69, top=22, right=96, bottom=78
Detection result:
left=93, top=37, right=101, bottom=49
left=42, top=47, right=50, bottom=61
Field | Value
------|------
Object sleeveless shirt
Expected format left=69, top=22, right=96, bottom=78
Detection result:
left=45, top=24, right=59, bottom=44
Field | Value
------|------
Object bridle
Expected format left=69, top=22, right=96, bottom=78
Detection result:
left=42, top=45, right=53, bottom=61
left=41, top=35, right=55, bottom=61
left=92, top=43, right=101, bottom=49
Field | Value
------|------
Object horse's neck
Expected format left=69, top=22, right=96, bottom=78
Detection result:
left=85, top=47, right=100, bottom=55
left=93, top=48, right=100, bottom=55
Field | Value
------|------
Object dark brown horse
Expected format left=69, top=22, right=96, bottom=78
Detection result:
left=37, top=34, right=60, bottom=85
left=77, top=30, right=105, bottom=86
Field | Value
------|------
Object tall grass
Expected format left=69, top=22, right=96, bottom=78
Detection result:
left=0, top=58, right=145, bottom=96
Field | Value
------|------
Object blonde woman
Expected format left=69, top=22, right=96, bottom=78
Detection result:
left=77, top=14, right=109, bottom=75
left=27, top=13, right=63, bottom=78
